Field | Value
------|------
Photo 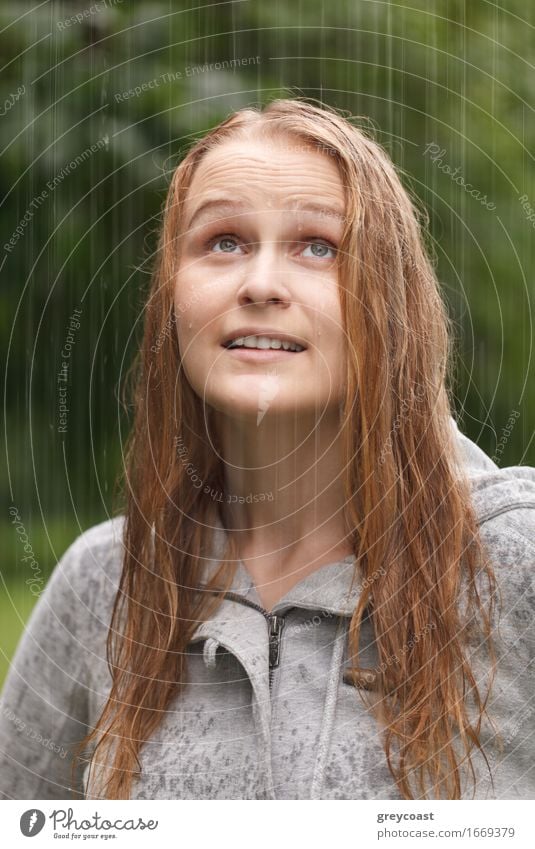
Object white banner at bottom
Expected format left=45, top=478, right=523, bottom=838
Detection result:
left=1, top=799, right=533, bottom=848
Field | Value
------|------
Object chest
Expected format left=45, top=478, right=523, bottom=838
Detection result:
left=83, top=606, right=530, bottom=800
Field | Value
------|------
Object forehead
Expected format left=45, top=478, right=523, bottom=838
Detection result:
left=184, top=135, right=346, bottom=220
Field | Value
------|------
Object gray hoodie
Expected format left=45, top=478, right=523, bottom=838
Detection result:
left=1, top=418, right=534, bottom=800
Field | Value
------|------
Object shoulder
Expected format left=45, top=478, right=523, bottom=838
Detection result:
left=54, top=514, right=125, bottom=575
left=468, top=462, right=535, bottom=639
left=449, top=418, right=535, bottom=613
left=60, top=514, right=126, bottom=570
left=43, top=515, right=126, bottom=626
left=478, top=501, right=535, bottom=558
left=472, top=461, right=535, bottom=577
left=0, top=516, right=126, bottom=799
left=470, top=463, right=535, bottom=566
left=449, top=416, right=535, bottom=547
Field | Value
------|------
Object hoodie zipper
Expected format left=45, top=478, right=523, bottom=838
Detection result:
left=197, top=586, right=286, bottom=693
left=267, top=614, right=285, bottom=692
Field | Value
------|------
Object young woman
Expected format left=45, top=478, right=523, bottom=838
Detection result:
left=1, top=98, right=534, bottom=801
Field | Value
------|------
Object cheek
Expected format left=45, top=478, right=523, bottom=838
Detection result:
left=173, top=285, right=199, bottom=359
left=315, top=279, right=341, bottom=310
left=174, top=264, right=200, bottom=317
left=175, top=253, right=227, bottom=306
left=174, top=272, right=215, bottom=345
left=174, top=304, right=223, bottom=395
left=173, top=311, right=189, bottom=359
left=309, top=290, right=345, bottom=354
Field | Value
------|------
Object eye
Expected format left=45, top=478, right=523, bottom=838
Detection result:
left=209, top=235, right=243, bottom=254
left=301, top=240, right=337, bottom=260
left=204, top=233, right=337, bottom=258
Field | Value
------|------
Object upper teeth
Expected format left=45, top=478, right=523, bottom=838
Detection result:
left=227, top=335, right=305, bottom=352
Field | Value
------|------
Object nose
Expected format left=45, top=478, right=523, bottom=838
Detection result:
left=235, top=241, right=293, bottom=307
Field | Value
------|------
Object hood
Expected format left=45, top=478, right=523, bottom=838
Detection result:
left=450, top=416, right=535, bottom=525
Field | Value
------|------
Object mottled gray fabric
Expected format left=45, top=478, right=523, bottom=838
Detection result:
left=1, top=417, right=534, bottom=799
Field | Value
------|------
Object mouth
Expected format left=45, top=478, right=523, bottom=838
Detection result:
left=221, top=332, right=307, bottom=353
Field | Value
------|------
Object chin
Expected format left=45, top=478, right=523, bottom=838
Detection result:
left=207, top=390, right=326, bottom=423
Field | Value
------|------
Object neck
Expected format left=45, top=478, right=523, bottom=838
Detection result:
left=210, top=406, right=352, bottom=559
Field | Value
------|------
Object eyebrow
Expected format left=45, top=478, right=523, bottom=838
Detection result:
left=185, top=197, right=346, bottom=229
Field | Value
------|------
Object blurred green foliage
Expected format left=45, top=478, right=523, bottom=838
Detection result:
left=1, top=0, right=534, bottom=636
left=0, top=581, right=40, bottom=685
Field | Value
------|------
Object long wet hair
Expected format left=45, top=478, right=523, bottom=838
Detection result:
left=72, top=97, right=501, bottom=800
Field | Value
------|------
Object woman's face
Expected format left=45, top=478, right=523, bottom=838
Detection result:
left=174, top=133, right=348, bottom=423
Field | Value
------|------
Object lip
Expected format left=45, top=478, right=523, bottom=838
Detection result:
left=221, top=327, right=308, bottom=350
left=223, top=347, right=306, bottom=362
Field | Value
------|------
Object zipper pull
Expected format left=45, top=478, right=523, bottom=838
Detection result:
left=268, top=614, right=285, bottom=669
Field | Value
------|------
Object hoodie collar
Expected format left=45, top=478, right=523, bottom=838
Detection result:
left=201, top=514, right=365, bottom=617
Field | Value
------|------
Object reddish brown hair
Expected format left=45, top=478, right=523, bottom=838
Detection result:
left=72, top=98, right=501, bottom=799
